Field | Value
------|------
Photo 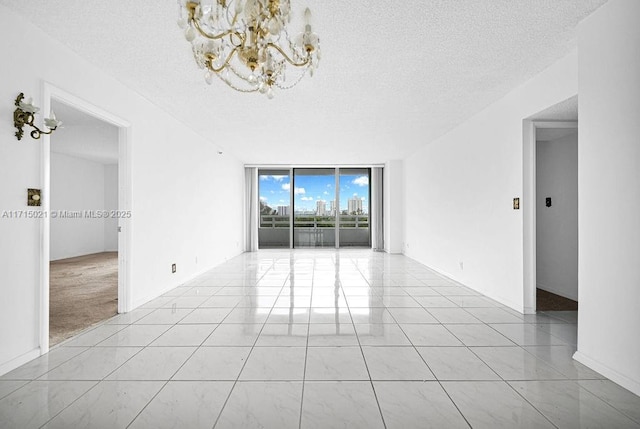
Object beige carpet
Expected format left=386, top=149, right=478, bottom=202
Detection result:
left=536, top=288, right=578, bottom=311
left=50, top=252, right=118, bottom=346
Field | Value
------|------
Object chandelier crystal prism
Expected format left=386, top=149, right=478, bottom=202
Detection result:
left=177, top=0, right=320, bottom=98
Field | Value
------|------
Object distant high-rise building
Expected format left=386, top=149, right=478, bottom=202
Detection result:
left=316, top=200, right=327, bottom=216
left=328, top=200, right=337, bottom=216
left=348, top=197, right=363, bottom=215
left=277, top=205, right=290, bottom=216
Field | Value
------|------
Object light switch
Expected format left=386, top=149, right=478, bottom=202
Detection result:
left=546, top=197, right=552, bottom=207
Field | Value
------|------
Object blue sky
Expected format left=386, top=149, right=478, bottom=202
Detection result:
left=259, top=172, right=369, bottom=213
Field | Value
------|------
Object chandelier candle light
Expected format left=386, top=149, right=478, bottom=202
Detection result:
left=177, top=0, right=320, bottom=98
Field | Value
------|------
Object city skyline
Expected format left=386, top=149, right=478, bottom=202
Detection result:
left=259, top=172, right=369, bottom=214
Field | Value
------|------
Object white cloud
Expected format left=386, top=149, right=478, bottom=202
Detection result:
left=261, top=175, right=287, bottom=182
left=353, top=193, right=358, bottom=197
left=260, top=196, right=268, bottom=202
left=282, top=183, right=305, bottom=195
left=353, top=176, right=369, bottom=187
left=301, top=196, right=314, bottom=201
left=323, top=191, right=329, bottom=195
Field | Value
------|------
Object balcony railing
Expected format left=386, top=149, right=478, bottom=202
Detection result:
left=259, top=215, right=370, bottom=248
left=260, top=215, right=369, bottom=229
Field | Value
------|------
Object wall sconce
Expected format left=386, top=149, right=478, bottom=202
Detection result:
left=13, top=93, right=62, bottom=140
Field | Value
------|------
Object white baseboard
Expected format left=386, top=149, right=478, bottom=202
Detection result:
left=403, top=255, right=525, bottom=313
left=130, top=251, right=244, bottom=311
left=573, top=351, right=640, bottom=397
left=0, top=348, right=41, bottom=377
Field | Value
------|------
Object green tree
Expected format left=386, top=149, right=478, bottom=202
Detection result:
left=260, top=200, right=274, bottom=215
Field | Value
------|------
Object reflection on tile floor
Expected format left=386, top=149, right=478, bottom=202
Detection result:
left=1, top=250, right=639, bottom=428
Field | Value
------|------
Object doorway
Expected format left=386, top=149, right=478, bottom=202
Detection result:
left=535, top=127, right=579, bottom=311
left=40, top=83, right=132, bottom=353
left=523, top=110, right=578, bottom=314
left=48, top=101, right=120, bottom=345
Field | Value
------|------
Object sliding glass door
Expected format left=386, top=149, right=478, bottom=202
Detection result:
left=293, top=168, right=336, bottom=248
left=258, top=169, right=291, bottom=248
left=339, top=169, right=371, bottom=247
left=257, top=167, right=373, bottom=249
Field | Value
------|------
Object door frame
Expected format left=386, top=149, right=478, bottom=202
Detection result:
left=40, top=82, right=132, bottom=353
left=523, top=120, right=578, bottom=314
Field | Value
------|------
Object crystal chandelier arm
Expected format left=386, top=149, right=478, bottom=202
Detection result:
left=185, top=1, right=243, bottom=43
left=266, top=43, right=310, bottom=67
left=206, top=47, right=240, bottom=73
left=192, top=17, right=244, bottom=44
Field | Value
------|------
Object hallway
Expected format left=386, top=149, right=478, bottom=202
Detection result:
left=1, top=250, right=639, bottom=428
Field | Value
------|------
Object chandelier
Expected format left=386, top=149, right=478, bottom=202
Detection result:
left=177, top=0, right=320, bottom=98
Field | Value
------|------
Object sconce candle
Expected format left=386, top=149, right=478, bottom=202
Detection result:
left=13, top=93, right=62, bottom=140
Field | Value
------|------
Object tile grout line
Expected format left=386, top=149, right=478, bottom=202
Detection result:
left=298, top=254, right=314, bottom=429
left=211, top=266, right=283, bottom=429
left=125, top=306, right=226, bottom=428
left=464, top=342, right=562, bottom=429
left=347, top=271, right=388, bottom=429
left=391, top=310, right=473, bottom=428
left=36, top=318, right=158, bottom=428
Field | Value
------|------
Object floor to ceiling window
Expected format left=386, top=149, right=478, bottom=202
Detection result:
left=339, top=168, right=371, bottom=247
left=294, top=168, right=336, bottom=248
left=258, top=169, right=291, bottom=248
left=257, top=167, right=372, bottom=249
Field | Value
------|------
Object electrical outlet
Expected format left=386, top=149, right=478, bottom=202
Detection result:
left=513, top=198, right=520, bottom=210
left=172, top=263, right=177, bottom=273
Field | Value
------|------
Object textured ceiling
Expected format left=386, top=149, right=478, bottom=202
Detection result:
left=1, top=0, right=607, bottom=164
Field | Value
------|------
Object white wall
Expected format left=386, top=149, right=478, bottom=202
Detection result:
left=384, top=160, right=404, bottom=254
left=403, top=51, right=579, bottom=311
left=574, top=0, right=640, bottom=396
left=0, top=6, right=244, bottom=374
left=50, top=153, right=106, bottom=260
left=50, top=153, right=118, bottom=260
left=104, top=164, right=118, bottom=252
left=536, top=132, right=578, bottom=301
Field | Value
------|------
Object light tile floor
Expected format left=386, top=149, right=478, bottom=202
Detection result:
left=1, top=250, right=640, bottom=428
